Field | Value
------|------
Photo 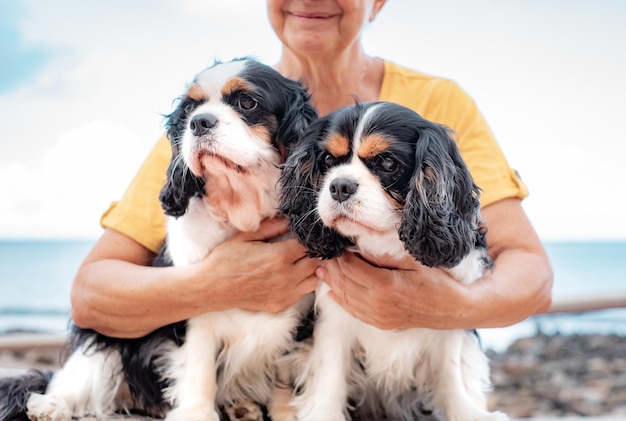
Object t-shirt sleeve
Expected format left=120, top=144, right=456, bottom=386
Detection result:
left=100, top=135, right=171, bottom=253
left=380, top=61, right=528, bottom=208
left=434, top=81, right=528, bottom=208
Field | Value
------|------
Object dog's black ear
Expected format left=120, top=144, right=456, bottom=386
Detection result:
left=164, top=99, right=188, bottom=158
left=0, top=369, right=53, bottom=421
left=399, top=120, right=481, bottom=268
left=159, top=104, right=205, bottom=218
left=279, top=118, right=353, bottom=258
left=274, top=79, right=319, bottom=160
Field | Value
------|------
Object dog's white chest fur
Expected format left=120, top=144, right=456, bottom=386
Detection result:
left=163, top=196, right=311, bottom=419
left=166, top=198, right=240, bottom=265
left=301, top=252, right=501, bottom=421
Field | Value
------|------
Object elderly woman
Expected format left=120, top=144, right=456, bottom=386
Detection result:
left=71, top=0, right=552, bottom=338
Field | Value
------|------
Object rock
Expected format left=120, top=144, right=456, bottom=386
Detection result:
left=2, top=332, right=625, bottom=419
left=488, top=333, right=626, bottom=417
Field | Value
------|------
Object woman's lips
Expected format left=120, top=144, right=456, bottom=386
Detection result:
left=289, top=11, right=337, bottom=20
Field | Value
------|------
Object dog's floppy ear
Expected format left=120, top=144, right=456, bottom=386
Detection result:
left=399, top=120, right=482, bottom=268
left=159, top=104, right=205, bottom=218
left=279, top=118, right=353, bottom=258
left=274, top=79, right=319, bottom=160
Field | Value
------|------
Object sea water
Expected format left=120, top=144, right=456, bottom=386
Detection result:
left=1, top=239, right=625, bottom=352
left=0, top=239, right=93, bottom=334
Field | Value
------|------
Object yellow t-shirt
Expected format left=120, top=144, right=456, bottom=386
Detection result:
left=378, top=61, right=527, bottom=207
left=101, top=60, right=528, bottom=253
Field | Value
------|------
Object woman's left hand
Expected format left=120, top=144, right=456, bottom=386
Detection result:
left=316, top=251, right=471, bottom=330
left=316, top=198, right=554, bottom=331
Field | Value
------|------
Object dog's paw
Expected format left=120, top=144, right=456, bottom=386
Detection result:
left=165, top=405, right=220, bottom=421
left=224, top=400, right=265, bottom=421
left=475, top=411, right=510, bottom=421
left=298, top=410, right=346, bottom=421
left=268, top=404, right=297, bottom=421
left=26, top=393, right=72, bottom=421
left=446, top=410, right=510, bottom=421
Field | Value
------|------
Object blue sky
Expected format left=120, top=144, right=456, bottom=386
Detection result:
left=1, top=0, right=625, bottom=240
left=0, top=2, right=50, bottom=93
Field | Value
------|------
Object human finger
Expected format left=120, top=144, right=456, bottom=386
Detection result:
left=295, top=274, right=319, bottom=296
left=344, top=248, right=422, bottom=272
left=322, top=263, right=400, bottom=329
left=293, top=248, right=320, bottom=271
left=239, top=217, right=289, bottom=242
left=317, top=259, right=368, bottom=309
left=332, top=252, right=386, bottom=290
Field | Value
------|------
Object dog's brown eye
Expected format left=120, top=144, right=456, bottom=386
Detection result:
left=377, top=156, right=399, bottom=173
left=238, top=94, right=258, bottom=111
left=323, top=153, right=336, bottom=168
left=183, top=102, right=196, bottom=115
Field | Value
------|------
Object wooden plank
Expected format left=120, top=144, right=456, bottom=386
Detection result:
left=548, top=292, right=626, bottom=314
left=0, top=332, right=66, bottom=350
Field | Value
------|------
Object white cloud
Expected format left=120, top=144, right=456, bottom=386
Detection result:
left=0, top=121, right=148, bottom=238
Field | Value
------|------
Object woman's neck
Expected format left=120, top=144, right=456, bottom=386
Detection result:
left=275, top=48, right=384, bottom=116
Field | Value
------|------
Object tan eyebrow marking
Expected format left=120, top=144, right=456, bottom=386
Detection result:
left=359, top=134, right=391, bottom=159
left=185, top=83, right=207, bottom=102
left=221, top=77, right=253, bottom=96
left=326, top=133, right=350, bottom=157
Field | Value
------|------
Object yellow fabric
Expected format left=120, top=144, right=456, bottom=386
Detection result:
left=379, top=61, right=528, bottom=208
left=100, top=135, right=170, bottom=253
left=101, top=60, right=528, bottom=253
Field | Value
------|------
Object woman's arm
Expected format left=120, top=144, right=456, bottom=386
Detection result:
left=316, top=198, right=553, bottom=330
left=71, top=218, right=319, bottom=338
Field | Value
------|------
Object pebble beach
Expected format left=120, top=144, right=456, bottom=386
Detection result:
left=1, top=331, right=625, bottom=419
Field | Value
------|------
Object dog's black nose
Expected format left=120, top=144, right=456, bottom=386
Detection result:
left=330, top=178, right=358, bottom=203
left=190, top=113, right=218, bottom=136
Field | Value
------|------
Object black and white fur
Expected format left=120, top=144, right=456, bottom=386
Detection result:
left=0, top=58, right=317, bottom=421
left=279, top=102, right=509, bottom=421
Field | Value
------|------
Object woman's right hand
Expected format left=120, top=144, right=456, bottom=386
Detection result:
left=190, top=217, right=319, bottom=313
left=71, top=218, right=318, bottom=338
